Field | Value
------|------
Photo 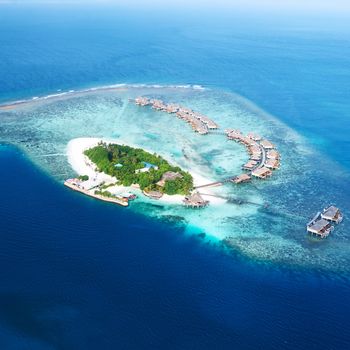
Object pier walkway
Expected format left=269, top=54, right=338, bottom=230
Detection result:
left=198, top=192, right=266, bottom=207
left=253, top=144, right=266, bottom=170
left=194, top=177, right=234, bottom=189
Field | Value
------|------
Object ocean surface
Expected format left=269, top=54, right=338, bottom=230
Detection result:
left=1, top=4, right=350, bottom=349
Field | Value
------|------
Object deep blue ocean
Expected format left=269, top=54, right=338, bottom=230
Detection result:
left=0, top=4, right=350, bottom=349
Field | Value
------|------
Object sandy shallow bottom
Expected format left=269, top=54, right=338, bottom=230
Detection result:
left=1, top=85, right=349, bottom=272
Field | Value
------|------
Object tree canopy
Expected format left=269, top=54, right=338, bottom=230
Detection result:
left=84, top=142, right=193, bottom=195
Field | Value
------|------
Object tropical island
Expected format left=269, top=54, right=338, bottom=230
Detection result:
left=64, top=97, right=281, bottom=210
left=84, top=142, right=193, bottom=195
left=64, top=138, right=213, bottom=207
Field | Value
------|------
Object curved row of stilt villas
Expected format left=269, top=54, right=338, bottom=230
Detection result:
left=224, top=129, right=280, bottom=184
left=134, top=97, right=280, bottom=187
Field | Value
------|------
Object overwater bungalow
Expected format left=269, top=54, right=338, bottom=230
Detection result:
left=166, top=104, right=180, bottom=113
left=260, top=139, right=275, bottom=149
left=247, top=133, right=262, bottom=141
left=250, top=153, right=262, bottom=162
left=239, top=137, right=253, bottom=146
left=190, top=119, right=208, bottom=134
left=251, top=167, right=272, bottom=179
left=307, top=217, right=334, bottom=238
left=151, top=99, right=166, bottom=110
left=321, top=206, right=343, bottom=224
left=178, top=107, right=193, bottom=115
left=232, top=173, right=251, bottom=184
left=242, top=160, right=258, bottom=170
left=196, top=115, right=219, bottom=129
left=176, top=111, right=187, bottom=119
left=265, top=158, right=279, bottom=169
left=204, top=120, right=219, bottom=129
left=267, top=149, right=279, bottom=159
left=135, top=97, right=150, bottom=106
left=248, top=145, right=261, bottom=155
left=183, top=192, right=209, bottom=208
left=226, top=129, right=242, bottom=140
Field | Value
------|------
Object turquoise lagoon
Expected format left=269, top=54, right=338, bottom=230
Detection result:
left=1, top=85, right=349, bottom=272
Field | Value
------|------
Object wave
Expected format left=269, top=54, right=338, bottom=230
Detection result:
left=0, top=83, right=206, bottom=109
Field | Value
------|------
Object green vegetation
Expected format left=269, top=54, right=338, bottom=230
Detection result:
left=84, top=142, right=193, bottom=195
left=94, top=189, right=113, bottom=198
left=78, top=175, right=89, bottom=181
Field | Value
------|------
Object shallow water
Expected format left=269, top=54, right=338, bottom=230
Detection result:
left=1, top=4, right=350, bottom=348
left=1, top=85, right=349, bottom=272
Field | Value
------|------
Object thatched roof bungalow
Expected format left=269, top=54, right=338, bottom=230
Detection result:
left=183, top=192, right=209, bottom=208
left=232, top=173, right=251, bottom=184
left=156, top=171, right=183, bottom=187
left=260, top=139, right=275, bottom=149
left=252, top=167, right=272, bottom=179
left=307, top=218, right=333, bottom=238
left=321, top=206, right=343, bottom=224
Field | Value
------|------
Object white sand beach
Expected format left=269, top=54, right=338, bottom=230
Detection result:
left=66, top=137, right=226, bottom=206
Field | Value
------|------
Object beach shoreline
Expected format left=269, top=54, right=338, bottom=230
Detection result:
left=66, top=137, right=225, bottom=206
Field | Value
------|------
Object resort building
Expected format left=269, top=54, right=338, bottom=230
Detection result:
left=151, top=99, right=167, bottom=111
left=135, top=162, right=159, bottom=173
left=267, top=150, right=279, bottom=160
left=249, top=145, right=261, bottom=154
left=183, top=192, right=209, bottom=208
left=166, top=104, right=180, bottom=113
left=232, top=173, right=251, bottom=184
left=247, top=133, right=262, bottom=141
left=251, top=167, right=272, bottom=179
left=242, top=160, right=258, bottom=170
left=135, top=97, right=150, bottom=106
left=321, top=206, right=343, bottom=224
left=156, top=171, right=183, bottom=187
left=265, top=158, right=279, bottom=169
left=196, top=114, right=219, bottom=129
left=260, top=139, right=275, bottom=149
left=307, top=218, right=334, bottom=238
left=135, top=97, right=218, bottom=135
left=225, top=129, right=242, bottom=140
